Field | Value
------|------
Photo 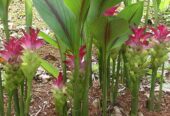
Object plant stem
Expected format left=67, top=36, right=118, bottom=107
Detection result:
left=148, top=66, right=158, bottom=111
left=25, top=0, right=33, bottom=31
left=130, top=76, right=140, bottom=116
left=107, top=55, right=111, bottom=101
left=0, top=70, right=4, bottom=116
left=99, top=47, right=103, bottom=85
left=72, top=50, right=81, bottom=116
left=144, top=0, right=150, bottom=26
left=25, top=79, right=33, bottom=115
left=113, top=51, right=121, bottom=103
left=153, top=0, right=158, bottom=26
left=122, top=46, right=130, bottom=89
left=13, top=89, right=20, bottom=116
left=20, top=82, right=25, bottom=116
left=2, top=12, right=10, bottom=40
left=101, top=46, right=108, bottom=116
left=158, top=63, right=165, bottom=109
left=111, top=58, right=116, bottom=103
left=7, top=92, right=13, bottom=116
left=82, top=38, right=92, bottom=116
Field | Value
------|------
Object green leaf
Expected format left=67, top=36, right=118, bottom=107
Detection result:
left=40, top=58, right=59, bottom=77
left=91, top=16, right=129, bottom=50
left=33, top=0, right=78, bottom=50
left=111, top=34, right=129, bottom=49
left=159, top=0, right=170, bottom=12
left=39, top=31, right=58, bottom=48
left=64, top=0, right=90, bottom=22
left=87, top=0, right=122, bottom=23
left=117, top=2, right=144, bottom=25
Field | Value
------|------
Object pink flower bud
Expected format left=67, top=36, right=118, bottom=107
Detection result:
left=53, top=72, right=64, bottom=89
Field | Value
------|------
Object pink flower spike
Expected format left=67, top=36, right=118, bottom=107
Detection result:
left=103, top=5, right=119, bottom=16
left=79, top=45, right=86, bottom=60
left=150, top=24, right=170, bottom=43
left=0, top=37, right=23, bottom=63
left=126, top=26, right=152, bottom=49
left=64, top=45, right=86, bottom=72
left=53, top=72, right=64, bottom=89
left=21, top=28, right=45, bottom=50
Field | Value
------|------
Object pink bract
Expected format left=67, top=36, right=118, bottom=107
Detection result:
left=53, top=72, right=64, bottom=89
left=64, top=45, right=86, bottom=72
left=0, top=37, right=23, bottom=63
left=150, top=24, right=170, bottom=43
left=126, top=27, right=152, bottom=49
left=103, top=5, right=119, bottom=16
left=21, top=28, right=44, bottom=50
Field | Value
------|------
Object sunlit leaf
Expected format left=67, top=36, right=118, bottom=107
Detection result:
left=39, top=31, right=58, bottom=48
left=40, top=58, right=59, bottom=77
left=159, top=0, right=170, bottom=12
left=91, top=16, right=129, bottom=50
left=118, top=2, right=144, bottom=25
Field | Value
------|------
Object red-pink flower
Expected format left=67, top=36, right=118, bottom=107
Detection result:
left=53, top=72, right=64, bottom=89
left=21, top=28, right=44, bottom=50
left=150, top=24, right=170, bottom=43
left=0, top=37, right=23, bottom=63
left=103, top=5, right=119, bottom=16
left=64, top=45, right=86, bottom=72
left=126, top=27, right=152, bottom=48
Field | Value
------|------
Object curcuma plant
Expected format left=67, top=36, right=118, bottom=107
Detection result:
left=0, top=28, right=45, bottom=116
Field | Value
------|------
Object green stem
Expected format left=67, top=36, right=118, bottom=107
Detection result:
left=63, top=55, right=67, bottom=82
left=153, top=0, right=158, bottom=26
left=130, top=76, right=140, bottom=116
left=158, top=63, right=165, bottom=110
left=99, top=47, right=103, bottom=85
left=6, top=92, right=13, bottom=116
left=82, top=38, right=92, bottom=116
left=148, top=66, right=158, bottom=111
left=111, top=58, right=116, bottom=103
left=20, top=82, right=25, bottom=116
left=144, top=0, right=150, bottom=26
left=101, top=48, right=108, bottom=116
left=0, top=70, right=4, bottom=116
left=107, top=55, right=111, bottom=101
left=25, top=79, right=33, bottom=115
left=25, top=0, right=33, bottom=31
left=113, top=51, right=121, bottom=103
left=122, top=46, right=131, bottom=89
left=72, top=50, right=81, bottom=116
left=13, top=89, right=20, bottom=116
left=2, top=11, right=10, bottom=40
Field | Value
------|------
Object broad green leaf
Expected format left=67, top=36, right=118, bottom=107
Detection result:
left=87, top=0, right=122, bottom=23
left=33, top=0, right=77, bottom=50
left=91, top=17, right=129, bottom=50
left=64, top=0, right=90, bottom=23
left=111, top=34, right=129, bottom=49
left=64, top=0, right=81, bottom=16
left=39, top=31, right=58, bottom=48
left=118, top=2, right=144, bottom=25
left=159, top=0, right=170, bottom=12
left=40, top=58, right=59, bottom=77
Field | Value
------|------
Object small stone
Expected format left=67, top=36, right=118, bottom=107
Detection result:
left=114, top=106, right=122, bottom=116
left=138, top=112, right=144, bottom=116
